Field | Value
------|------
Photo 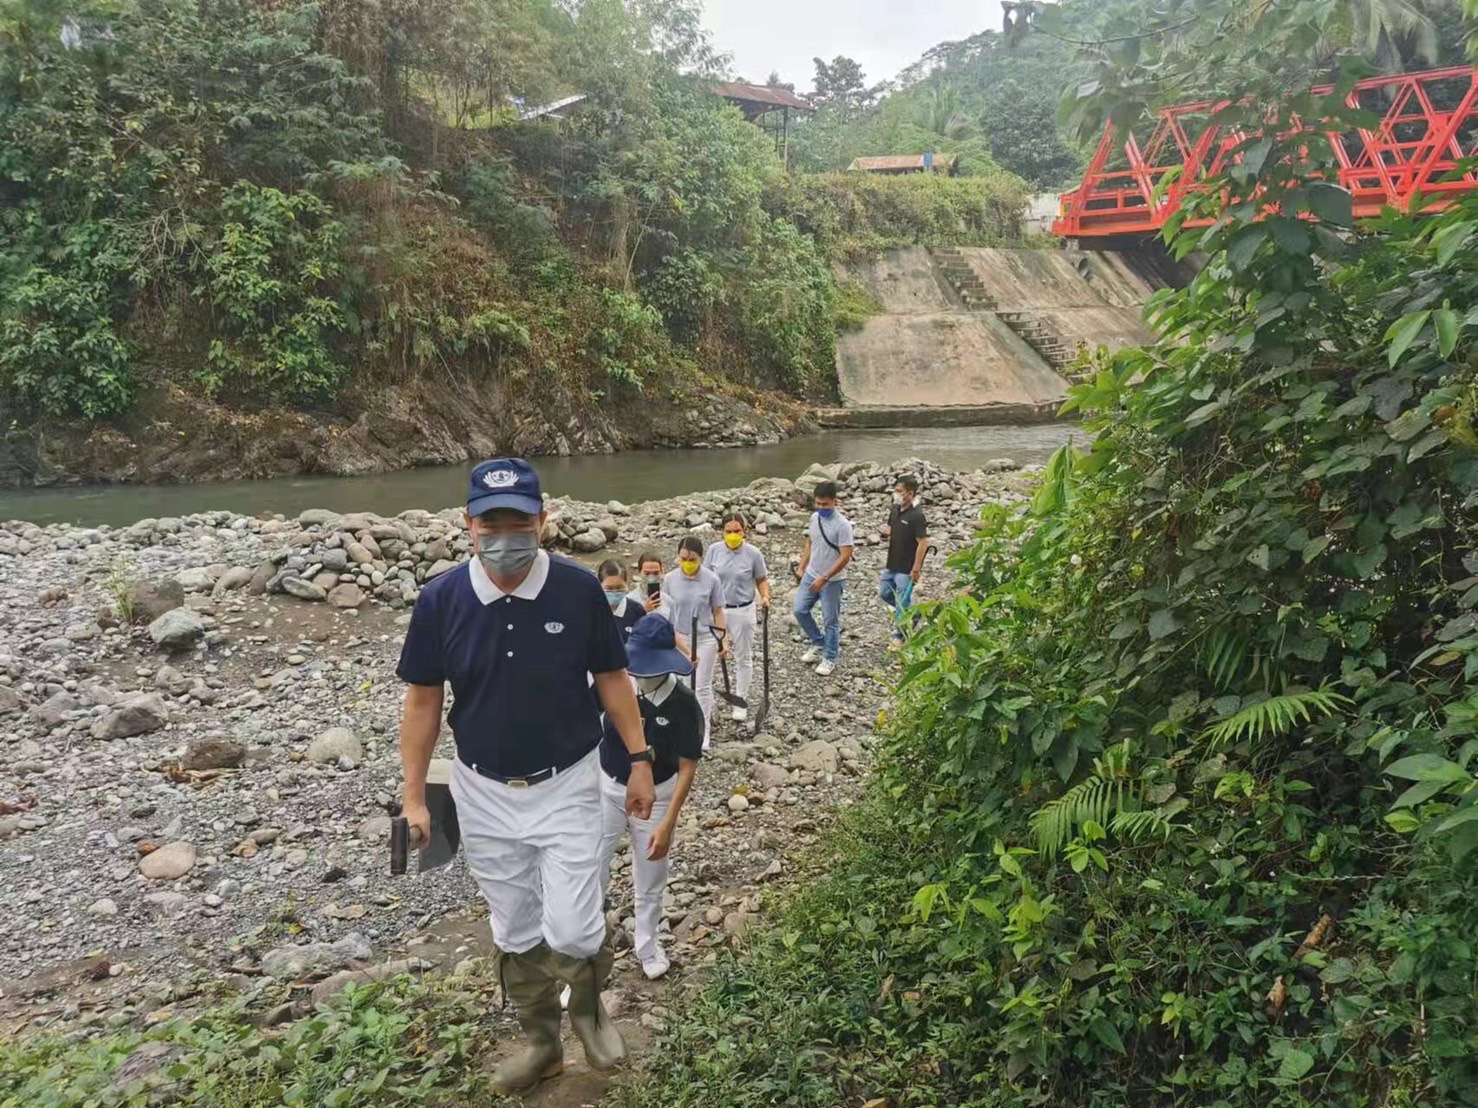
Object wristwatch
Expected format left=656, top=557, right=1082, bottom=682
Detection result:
left=629, top=749, right=655, bottom=766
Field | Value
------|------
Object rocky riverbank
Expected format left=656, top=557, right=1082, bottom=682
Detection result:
left=0, top=457, right=1038, bottom=1045
left=0, top=378, right=815, bottom=489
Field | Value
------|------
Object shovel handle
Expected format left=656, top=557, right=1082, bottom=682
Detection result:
left=390, top=816, right=409, bottom=876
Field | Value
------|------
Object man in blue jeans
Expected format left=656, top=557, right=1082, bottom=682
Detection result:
left=879, top=473, right=930, bottom=650
left=793, top=480, right=854, bottom=676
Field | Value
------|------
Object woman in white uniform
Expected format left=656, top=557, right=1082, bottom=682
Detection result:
left=661, top=536, right=728, bottom=748
left=703, top=513, right=771, bottom=722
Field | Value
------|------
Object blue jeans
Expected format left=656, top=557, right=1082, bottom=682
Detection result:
left=878, top=569, right=915, bottom=642
left=793, top=573, right=844, bottom=662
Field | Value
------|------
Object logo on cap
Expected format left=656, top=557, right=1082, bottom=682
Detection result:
left=483, top=468, right=518, bottom=489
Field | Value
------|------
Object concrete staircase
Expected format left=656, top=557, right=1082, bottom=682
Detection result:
left=999, top=310, right=1080, bottom=372
left=932, top=248, right=998, bottom=310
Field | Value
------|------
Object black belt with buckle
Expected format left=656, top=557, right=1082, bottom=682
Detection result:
left=462, top=757, right=559, bottom=788
left=725, top=601, right=754, bottom=608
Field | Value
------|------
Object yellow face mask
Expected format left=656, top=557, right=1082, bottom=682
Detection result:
left=680, top=558, right=700, bottom=576
left=724, top=532, right=743, bottom=550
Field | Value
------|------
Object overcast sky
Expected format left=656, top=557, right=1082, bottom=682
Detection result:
left=702, top=0, right=997, bottom=92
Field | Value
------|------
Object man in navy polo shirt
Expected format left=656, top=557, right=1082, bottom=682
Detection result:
left=397, top=457, right=655, bottom=1093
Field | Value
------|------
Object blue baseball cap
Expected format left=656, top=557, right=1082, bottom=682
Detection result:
left=467, top=458, right=543, bottom=518
left=625, top=614, right=694, bottom=679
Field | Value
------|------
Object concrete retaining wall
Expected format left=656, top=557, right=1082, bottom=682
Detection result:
left=836, top=246, right=1159, bottom=412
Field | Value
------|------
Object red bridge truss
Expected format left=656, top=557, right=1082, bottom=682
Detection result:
left=1053, top=65, right=1478, bottom=240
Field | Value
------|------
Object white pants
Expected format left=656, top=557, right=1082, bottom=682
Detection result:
left=725, top=601, right=757, bottom=701
left=450, top=749, right=605, bottom=959
left=685, top=638, right=719, bottom=745
left=597, top=772, right=676, bottom=965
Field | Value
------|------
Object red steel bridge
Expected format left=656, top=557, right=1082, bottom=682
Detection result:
left=1054, top=65, right=1478, bottom=240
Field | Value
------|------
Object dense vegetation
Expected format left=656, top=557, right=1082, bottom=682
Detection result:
left=612, top=1, right=1478, bottom=1105
left=790, top=0, right=1473, bottom=191
left=0, top=0, right=1027, bottom=428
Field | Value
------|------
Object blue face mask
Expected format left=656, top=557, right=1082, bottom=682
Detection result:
left=605, top=590, right=626, bottom=610
left=816, top=507, right=835, bottom=519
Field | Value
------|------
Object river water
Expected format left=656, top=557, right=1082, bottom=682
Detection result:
left=0, top=424, right=1085, bottom=527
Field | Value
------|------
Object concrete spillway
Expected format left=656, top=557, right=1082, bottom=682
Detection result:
left=831, top=247, right=1161, bottom=420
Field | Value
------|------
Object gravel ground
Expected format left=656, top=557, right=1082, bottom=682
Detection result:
left=0, top=456, right=1037, bottom=1036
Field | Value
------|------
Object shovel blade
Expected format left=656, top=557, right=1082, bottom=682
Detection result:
left=716, top=690, right=748, bottom=708
left=418, top=760, right=461, bottom=872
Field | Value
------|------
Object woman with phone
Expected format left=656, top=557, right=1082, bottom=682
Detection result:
left=661, top=536, right=728, bottom=749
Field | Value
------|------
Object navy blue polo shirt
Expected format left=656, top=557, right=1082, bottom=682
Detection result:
left=397, top=553, right=628, bottom=776
left=611, top=595, right=644, bottom=643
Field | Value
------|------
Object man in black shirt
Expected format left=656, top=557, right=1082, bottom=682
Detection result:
left=597, top=614, right=704, bottom=980
left=879, top=473, right=930, bottom=649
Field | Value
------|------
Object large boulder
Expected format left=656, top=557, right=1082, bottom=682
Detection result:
left=0, top=686, right=22, bottom=715
left=148, top=608, right=205, bottom=651
left=182, top=738, right=246, bottom=771
left=790, top=739, right=839, bottom=774
left=129, top=579, right=185, bottom=625
left=93, top=693, right=169, bottom=740
left=298, top=509, right=342, bottom=529
left=212, top=566, right=255, bottom=595
left=327, top=584, right=365, bottom=609
left=307, top=727, right=362, bottom=765
left=281, top=577, right=327, bottom=602
left=139, top=841, right=197, bottom=880
left=175, top=566, right=216, bottom=592
left=572, top=528, right=609, bottom=553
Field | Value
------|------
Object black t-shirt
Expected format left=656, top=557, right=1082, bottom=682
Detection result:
left=886, top=503, right=929, bottom=574
left=600, top=680, right=704, bottom=785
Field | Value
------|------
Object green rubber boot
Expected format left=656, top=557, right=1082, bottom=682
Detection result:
left=542, top=942, right=626, bottom=1073
left=492, top=947, right=565, bottom=1093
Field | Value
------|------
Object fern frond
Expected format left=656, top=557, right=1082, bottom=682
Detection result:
left=1030, top=775, right=1129, bottom=852
left=1201, top=687, right=1350, bottom=749
left=1110, top=809, right=1177, bottom=843
left=1203, top=627, right=1250, bottom=690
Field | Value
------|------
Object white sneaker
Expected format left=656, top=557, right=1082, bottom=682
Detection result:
left=641, top=951, right=671, bottom=980
left=815, top=659, right=836, bottom=676
left=731, top=706, right=748, bottom=723
left=800, top=647, right=822, bottom=664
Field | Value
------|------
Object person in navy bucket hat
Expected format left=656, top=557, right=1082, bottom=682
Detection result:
left=597, top=614, right=704, bottom=981
left=396, top=457, right=655, bottom=1091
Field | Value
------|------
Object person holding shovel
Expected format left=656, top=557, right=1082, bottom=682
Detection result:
left=703, top=512, right=771, bottom=723
left=597, top=613, right=704, bottom=980
left=396, top=457, right=655, bottom=1094
left=661, top=535, right=727, bottom=750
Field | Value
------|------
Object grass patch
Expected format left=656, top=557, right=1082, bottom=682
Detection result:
left=833, top=279, right=884, bottom=334
left=0, top=973, right=507, bottom=1107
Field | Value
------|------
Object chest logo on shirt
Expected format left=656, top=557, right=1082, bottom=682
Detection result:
left=655, top=717, right=669, bottom=727
left=545, top=621, right=565, bottom=634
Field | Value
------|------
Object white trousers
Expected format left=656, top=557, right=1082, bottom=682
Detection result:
left=685, top=638, right=719, bottom=744
left=450, top=749, right=605, bottom=959
left=725, top=601, right=757, bottom=701
left=597, top=772, right=677, bottom=965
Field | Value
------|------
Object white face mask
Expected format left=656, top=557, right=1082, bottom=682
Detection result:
left=635, top=674, right=668, bottom=696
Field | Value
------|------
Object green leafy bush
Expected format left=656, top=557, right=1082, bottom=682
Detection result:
left=201, top=184, right=349, bottom=401
left=618, top=8, right=1478, bottom=1106
left=0, top=974, right=500, bottom=1106
left=767, top=171, right=1029, bottom=261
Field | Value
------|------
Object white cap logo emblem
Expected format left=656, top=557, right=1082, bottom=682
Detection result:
left=483, top=468, right=518, bottom=489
